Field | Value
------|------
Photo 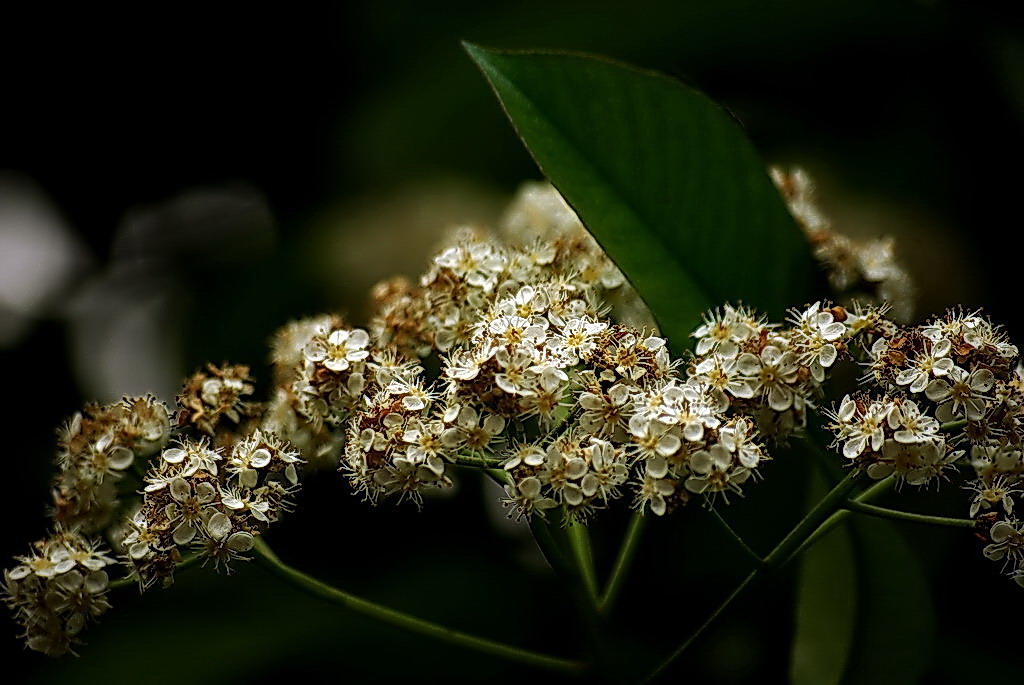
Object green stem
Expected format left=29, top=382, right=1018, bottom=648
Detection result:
left=566, top=521, right=600, bottom=604
left=782, top=475, right=895, bottom=567
left=643, top=470, right=864, bottom=683
left=598, top=512, right=646, bottom=614
left=529, top=516, right=574, bottom=579
left=452, top=453, right=505, bottom=469
left=529, top=516, right=606, bottom=673
left=542, top=407, right=582, bottom=443
left=761, top=470, right=864, bottom=567
left=638, top=570, right=758, bottom=685
left=843, top=500, right=976, bottom=528
left=709, top=507, right=764, bottom=566
left=252, top=538, right=584, bottom=674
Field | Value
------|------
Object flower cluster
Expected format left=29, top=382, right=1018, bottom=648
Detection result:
left=5, top=364, right=304, bottom=654
left=124, top=429, right=302, bottom=588
left=827, top=394, right=960, bottom=485
left=810, top=306, right=1024, bottom=586
left=688, top=302, right=875, bottom=442
left=16, top=173, right=1024, bottom=662
left=321, top=186, right=884, bottom=518
left=247, top=184, right=896, bottom=524
left=53, top=395, right=171, bottom=532
left=2, top=528, right=114, bottom=657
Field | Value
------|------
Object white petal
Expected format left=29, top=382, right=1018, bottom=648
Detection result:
left=107, top=447, right=134, bottom=470
left=924, top=380, right=951, bottom=402
left=170, top=477, right=191, bottom=502
left=818, top=344, right=838, bottom=367
left=227, top=532, right=255, bottom=552
left=250, top=448, right=273, bottom=468
left=208, top=513, right=233, bottom=540
left=173, top=522, right=197, bottom=546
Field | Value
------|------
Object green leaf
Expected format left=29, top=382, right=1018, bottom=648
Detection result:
left=791, top=471, right=858, bottom=685
left=845, top=517, right=934, bottom=685
left=464, top=43, right=816, bottom=353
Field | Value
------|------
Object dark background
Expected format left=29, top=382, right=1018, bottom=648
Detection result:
left=2, top=1, right=1023, bottom=682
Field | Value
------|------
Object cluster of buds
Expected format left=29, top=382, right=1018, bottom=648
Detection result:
left=124, top=430, right=302, bottom=588
left=176, top=363, right=258, bottom=442
left=2, top=528, right=114, bottom=657
left=771, top=167, right=915, bottom=322
left=54, top=396, right=171, bottom=532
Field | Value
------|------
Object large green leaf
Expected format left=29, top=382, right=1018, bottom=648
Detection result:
left=791, top=471, right=858, bottom=685
left=465, top=43, right=816, bottom=352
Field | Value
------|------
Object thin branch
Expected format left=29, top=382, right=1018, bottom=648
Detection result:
left=252, top=538, right=584, bottom=674
left=529, top=516, right=606, bottom=674
left=843, top=500, right=976, bottom=529
left=709, top=507, right=764, bottom=566
left=643, top=469, right=864, bottom=682
left=761, top=470, right=865, bottom=568
left=781, top=474, right=895, bottom=568
left=639, top=570, right=758, bottom=685
left=598, top=512, right=647, bottom=614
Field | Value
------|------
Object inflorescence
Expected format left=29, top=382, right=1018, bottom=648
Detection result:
left=5, top=172, right=1021, bottom=657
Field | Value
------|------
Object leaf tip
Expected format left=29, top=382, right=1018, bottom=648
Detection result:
left=460, top=40, right=486, bottom=61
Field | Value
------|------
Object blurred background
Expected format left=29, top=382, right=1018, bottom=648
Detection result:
left=2, top=1, right=1022, bottom=682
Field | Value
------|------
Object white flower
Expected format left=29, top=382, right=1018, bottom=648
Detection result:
left=627, top=414, right=682, bottom=462
left=440, top=407, right=506, bottom=452
left=718, top=417, right=763, bottom=468
left=494, top=347, right=537, bottom=395
left=831, top=395, right=890, bottom=459
left=876, top=438, right=956, bottom=485
left=554, top=317, right=607, bottom=364
left=895, top=337, right=954, bottom=393
left=166, top=477, right=218, bottom=545
left=890, top=400, right=940, bottom=444
left=685, top=444, right=748, bottom=496
left=578, top=383, right=632, bottom=437
left=737, top=345, right=800, bottom=412
left=694, top=354, right=754, bottom=405
left=787, top=303, right=850, bottom=383
left=503, top=476, right=558, bottom=519
left=304, top=328, right=371, bottom=372
left=636, top=469, right=678, bottom=516
left=444, top=343, right=496, bottom=382
left=386, top=379, right=435, bottom=412
left=502, top=443, right=547, bottom=470
left=402, top=420, right=447, bottom=475
left=967, top=476, right=1020, bottom=518
left=925, top=366, right=995, bottom=422
left=581, top=439, right=628, bottom=501
left=983, top=520, right=1024, bottom=573
left=693, top=305, right=757, bottom=358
